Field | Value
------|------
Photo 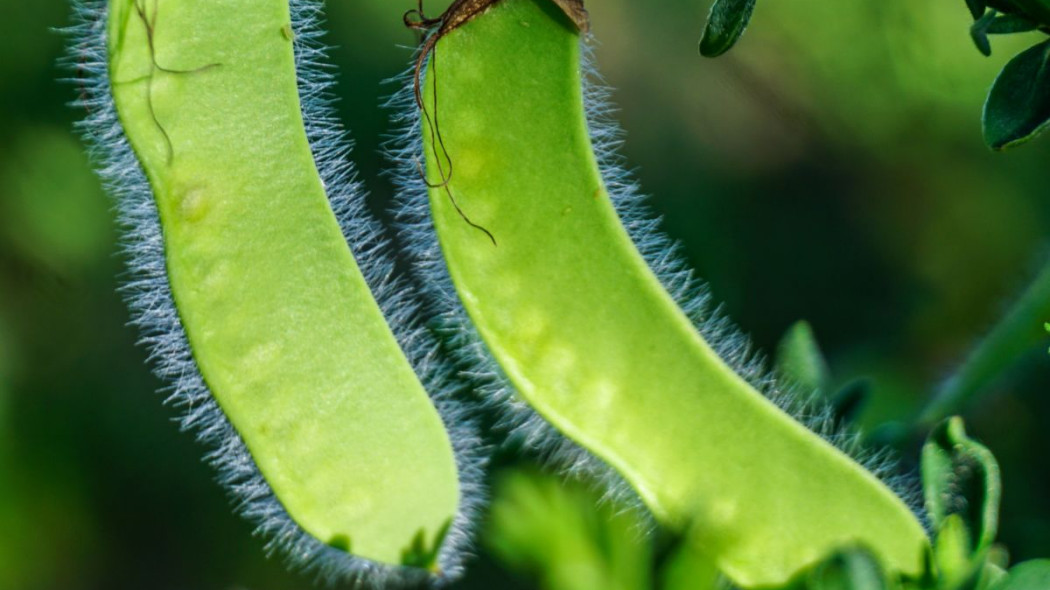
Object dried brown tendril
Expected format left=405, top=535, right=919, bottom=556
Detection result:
left=403, top=0, right=588, bottom=246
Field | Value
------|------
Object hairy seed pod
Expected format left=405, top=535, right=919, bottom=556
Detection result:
left=390, top=0, right=929, bottom=585
left=69, top=0, right=485, bottom=584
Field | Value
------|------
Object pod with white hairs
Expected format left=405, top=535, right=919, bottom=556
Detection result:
left=69, top=0, right=484, bottom=584
left=391, top=0, right=930, bottom=585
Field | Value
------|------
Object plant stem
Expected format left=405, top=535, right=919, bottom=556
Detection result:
left=917, top=258, right=1050, bottom=428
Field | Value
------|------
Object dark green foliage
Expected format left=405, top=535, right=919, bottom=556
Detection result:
left=698, top=0, right=1050, bottom=150
left=971, top=11, right=998, bottom=57
left=699, top=0, right=757, bottom=57
left=982, top=40, right=1050, bottom=149
left=956, top=0, right=1050, bottom=149
left=828, top=379, right=871, bottom=428
left=971, top=12, right=1039, bottom=57
left=985, top=14, right=1040, bottom=34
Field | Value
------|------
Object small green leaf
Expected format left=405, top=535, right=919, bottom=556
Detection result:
left=699, top=0, right=758, bottom=57
left=399, top=520, right=451, bottom=573
left=805, top=548, right=888, bottom=590
left=487, top=471, right=651, bottom=590
left=806, top=545, right=890, bottom=587
left=970, top=10, right=998, bottom=57
left=922, top=418, right=1002, bottom=555
left=982, top=39, right=1050, bottom=150
left=935, top=514, right=976, bottom=588
left=776, top=321, right=831, bottom=395
left=991, top=560, right=1050, bottom=590
left=662, top=543, right=725, bottom=590
left=986, top=545, right=1010, bottom=571
left=978, top=560, right=1009, bottom=590
left=829, top=378, right=871, bottom=427
left=986, top=13, right=1040, bottom=34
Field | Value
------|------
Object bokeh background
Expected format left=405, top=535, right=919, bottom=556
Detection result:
left=1, top=0, right=1048, bottom=588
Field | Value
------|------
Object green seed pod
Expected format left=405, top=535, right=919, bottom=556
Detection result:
left=68, top=0, right=483, bottom=583
left=391, top=0, right=929, bottom=585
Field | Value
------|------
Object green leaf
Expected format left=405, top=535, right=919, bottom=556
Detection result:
left=918, top=262, right=1050, bottom=427
left=774, top=321, right=871, bottom=427
left=661, top=543, right=725, bottom=590
left=935, top=514, right=976, bottom=588
left=399, top=520, right=450, bottom=572
left=805, top=548, right=888, bottom=590
left=487, top=471, right=651, bottom=590
left=986, top=13, right=1040, bottom=34
left=971, top=10, right=997, bottom=56
left=776, top=321, right=831, bottom=395
left=699, top=0, right=757, bottom=58
left=922, top=418, right=1002, bottom=555
left=829, top=378, right=871, bottom=427
left=977, top=560, right=1009, bottom=590
left=982, top=40, right=1050, bottom=150
left=991, top=561, right=1050, bottom=590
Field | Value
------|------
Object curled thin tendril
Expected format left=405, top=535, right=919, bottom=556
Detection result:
left=403, top=0, right=587, bottom=246
left=405, top=0, right=501, bottom=246
left=404, top=0, right=443, bottom=30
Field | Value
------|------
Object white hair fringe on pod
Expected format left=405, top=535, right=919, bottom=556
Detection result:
left=386, top=28, right=926, bottom=530
left=65, top=1, right=487, bottom=586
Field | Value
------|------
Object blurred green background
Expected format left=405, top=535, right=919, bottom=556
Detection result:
left=1, top=0, right=1048, bottom=588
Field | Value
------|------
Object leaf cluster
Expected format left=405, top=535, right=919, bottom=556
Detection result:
left=964, top=0, right=1050, bottom=149
left=698, top=0, right=1050, bottom=150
